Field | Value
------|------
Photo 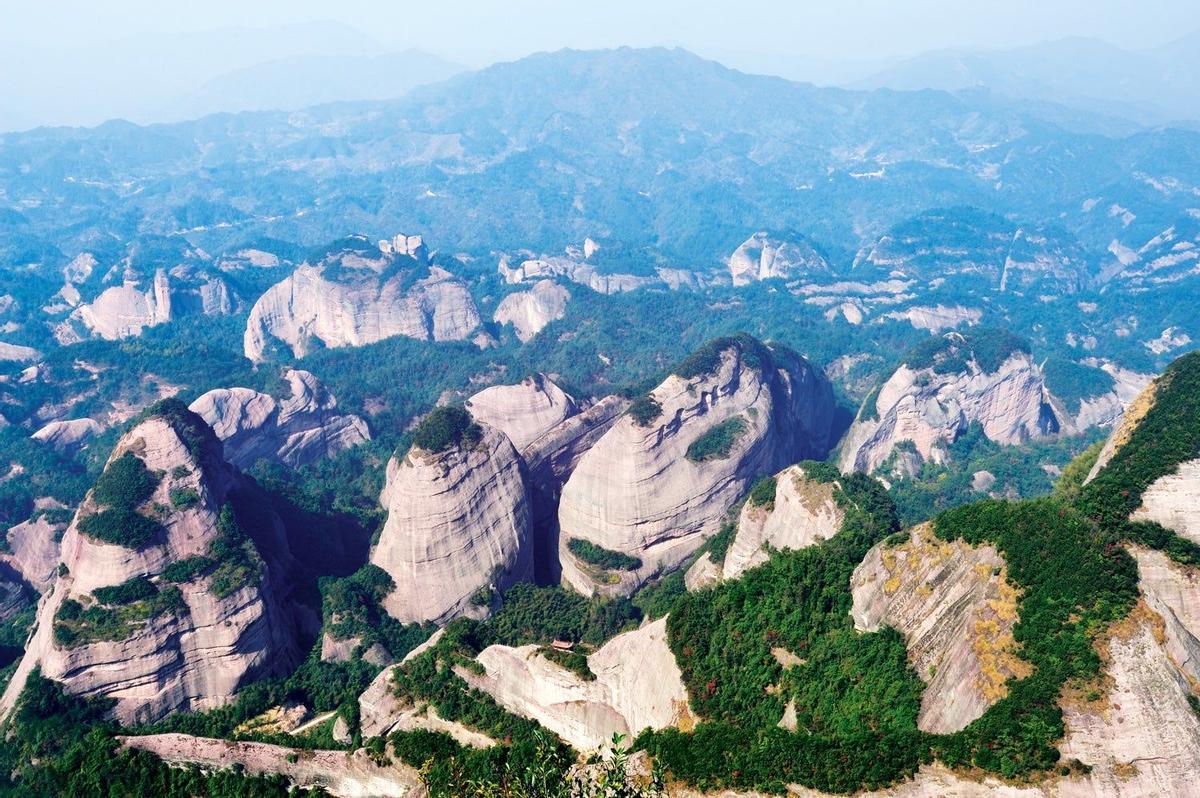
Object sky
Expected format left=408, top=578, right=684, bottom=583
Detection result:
left=3, top=1, right=1200, bottom=131
left=8, top=0, right=1200, bottom=63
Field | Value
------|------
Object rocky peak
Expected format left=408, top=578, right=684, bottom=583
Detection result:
left=190, top=369, right=370, bottom=469
left=1, top=400, right=299, bottom=724
left=243, top=234, right=480, bottom=362
left=728, top=231, right=831, bottom=286
left=370, top=409, right=533, bottom=624
left=557, top=335, right=836, bottom=595
left=464, top=374, right=579, bottom=450
left=839, top=330, right=1060, bottom=475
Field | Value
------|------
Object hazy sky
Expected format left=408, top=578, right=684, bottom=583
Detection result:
left=9, top=0, right=1200, bottom=63
left=3, top=1, right=1199, bottom=131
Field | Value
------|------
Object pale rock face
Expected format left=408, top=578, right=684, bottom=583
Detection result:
left=1130, top=459, right=1200, bottom=545
left=492, top=280, right=570, bottom=342
left=455, top=618, right=692, bottom=752
left=0, top=341, right=40, bottom=362
left=4, top=512, right=66, bottom=593
left=358, top=656, right=493, bottom=748
left=63, top=253, right=97, bottom=284
left=558, top=343, right=835, bottom=595
left=683, top=552, right=722, bottom=592
left=190, top=369, right=370, bottom=469
left=1056, top=612, right=1200, bottom=797
left=1132, top=547, right=1200, bottom=684
left=728, top=232, right=830, bottom=286
left=244, top=240, right=480, bottom=361
left=971, top=470, right=996, bottom=493
left=31, top=418, right=103, bottom=454
left=2, top=414, right=299, bottom=724
left=851, top=525, right=1030, bottom=733
left=465, top=376, right=579, bottom=450
left=53, top=271, right=171, bottom=343
left=496, top=248, right=664, bottom=295
left=371, top=424, right=533, bottom=624
left=882, top=304, right=982, bottom=332
left=1057, top=361, right=1154, bottom=433
left=121, top=734, right=424, bottom=798
left=722, top=465, right=843, bottom=580
left=840, top=353, right=1059, bottom=475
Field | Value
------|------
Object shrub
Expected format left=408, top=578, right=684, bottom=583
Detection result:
left=78, top=509, right=162, bottom=549
left=91, top=453, right=159, bottom=510
left=92, top=577, right=157, bottom=606
left=685, top=417, right=747, bottom=462
left=411, top=406, right=482, bottom=454
left=169, top=487, right=201, bottom=509
left=673, top=333, right=772, bottom=379
left=162, top=556, right=217, bottom=583
left=567, top=538, right=642, bottom=571
left=747, top=476, right=777, bottom=509
left=1043, top=357, right=1115, bottom=412
left=627, top=394, right=663, bottom=427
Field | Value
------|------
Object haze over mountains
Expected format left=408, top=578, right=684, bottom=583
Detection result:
left=4, top=21, right=1200, bottom=132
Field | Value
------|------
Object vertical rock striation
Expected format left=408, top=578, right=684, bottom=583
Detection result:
left=557, top=336, right=836, bottom=595
left=370, top=419, right=533, bottom=624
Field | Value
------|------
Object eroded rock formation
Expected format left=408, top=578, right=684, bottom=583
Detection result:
left=2, top=404, right=300, bottom=724
left=728, top=232, right=830, bottom=286
left=492, top=280, right=570, bottom=342
left=722, top=464, right=844, bottom=580
left=455, top=617, right=692, bottom=752
left=190, top=369, right=370, bottom=468
left=557, top=337, right=835, bottom=595
left=840, top=346, right=1059, bottom=475
left=244, top=235, right=480, bottom=362
left=851, top=524, right=1031, bottom=733
left=370, top=420, right=533, bottom=624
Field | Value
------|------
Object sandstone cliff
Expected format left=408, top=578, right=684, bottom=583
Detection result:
left=722, top=464, right=844, bottom=580
left=840, top=339, right=1060, bottom=475
left=121, top=734, right=425, bottom=798
left=191, top=369, right=370, bottom=469
left=492, top=280, right=570, bottom=342
left=1, top=403, right=300, bottom=724
left=851, top=525, right=1031, bottom=734
left=455, top=617, right=692, bottom=752
left=557, top=336, right=836, bottom=596
left=51, top=265, right=234, bottom=345
left=244, top=234, right=480, bottom=362
left=370, top=418, right=533, bottom=624
left=464, top=375, right=579, bottom=451
left=727, top=232, right=831, bottom=286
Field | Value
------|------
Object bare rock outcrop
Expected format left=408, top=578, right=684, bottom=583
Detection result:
left=728, top=232, right=830, bottom=286
left=2, top=404, right=300, bottom=724
left=465, top=375, right=579, bottom=451
left=52, top=267, right=234, bottom=345
left=244, top=235, right=479, bottom=362
left=1129, top=459, right=1200, bottom=545
left=455, top=617, right=692, bottom=752
left=1056, top=607, right=1200, bottom=797
left=722, top=465, right=843, bottom=580
left=851, top=525, right=1031, bottom=734
left=121, top=734, right=425, bottom=798
left=840, top=339, right=1059, bottom=475
left=4, top=507, right=67, bottom=593
left=557, top=337, right=836, bottom=595
left=31, top=418, right=103, bottom=454
left=190, top=369, right=370, bottom=469
left=370, top=418, right=533, bottom=624
left=493, top=280, right=570, bottom=342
